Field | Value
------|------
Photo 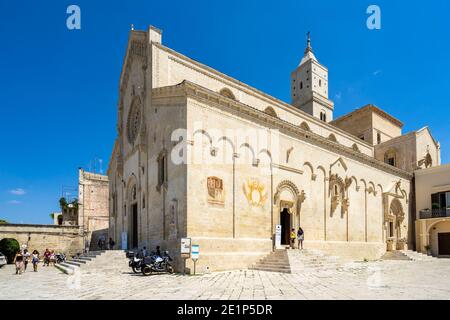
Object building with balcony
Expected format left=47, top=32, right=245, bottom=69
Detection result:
left=415, top=164, right=450, bottom=257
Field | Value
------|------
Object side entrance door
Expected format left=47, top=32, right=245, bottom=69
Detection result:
left=438, top=233, right=450, bottom=256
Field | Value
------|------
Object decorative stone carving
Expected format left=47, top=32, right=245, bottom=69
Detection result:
left=210, top=147, right=218, bottom=157
left=418, top=148, right=433, bottom=168
left=286, top=147, right=293, bottom=163
left=126, top=98, right=141, bottom=144
left=207, top=176, right=224, bottom=205
left=243, top=178, right=267, bottom=207
left=329, top=174, right=351, bottom=216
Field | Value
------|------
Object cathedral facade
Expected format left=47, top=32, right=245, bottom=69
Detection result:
left=107, top=26, right=440, bottom=272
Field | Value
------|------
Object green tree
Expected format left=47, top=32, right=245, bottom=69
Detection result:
left=0, top=219, right=8, bottom=225
left=0, top=238, right=20, bottom=263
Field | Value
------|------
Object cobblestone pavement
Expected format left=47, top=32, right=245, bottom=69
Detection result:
left=1, top=259, right=450, bottom=300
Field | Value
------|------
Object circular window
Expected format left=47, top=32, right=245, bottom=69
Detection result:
left=127, top=98, right=141, bottom=144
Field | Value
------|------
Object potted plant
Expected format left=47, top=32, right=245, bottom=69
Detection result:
left=424, top=245, right=432, bottom=256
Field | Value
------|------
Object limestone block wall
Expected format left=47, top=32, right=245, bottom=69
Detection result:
left=0, top=224, right=83, bottom=257
left=78, top=169, right=109, bottom=249
left=184, top=95, right=411, bottom=269
left=375, top=133, right=416, bottom=172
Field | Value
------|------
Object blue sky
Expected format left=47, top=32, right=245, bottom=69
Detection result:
left=1, top=0, right=449, bottom=224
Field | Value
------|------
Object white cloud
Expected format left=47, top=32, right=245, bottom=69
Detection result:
left=335, top=92, right=342, bottom=101
left=8, top=200, right=22, bottom=205
left=373, top=70, right=382, bottom=76
left=9, top=188, right=26, bottom=196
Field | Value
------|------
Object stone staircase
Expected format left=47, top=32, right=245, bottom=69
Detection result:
left=401, top=250, right=437, bottom=261
left=287, top=249, right=344, bottom=273
left=250, top=250, right=291, bottom=273
left=249, top=248, right=346, bottom=274
left=381, top=251, right=412, bottom=261
left=55, top=250, right=128, bottom=275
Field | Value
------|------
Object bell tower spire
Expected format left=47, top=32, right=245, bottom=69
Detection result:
left=291, top=32, right=334, bottom=122
left=306, top=31, right=312, bottom=53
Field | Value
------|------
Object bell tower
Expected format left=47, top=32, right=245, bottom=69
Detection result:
left=291, top=32, right=334, bottom=122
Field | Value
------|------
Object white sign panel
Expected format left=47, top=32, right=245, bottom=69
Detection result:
left=121, top=232, right=128, bottom=250
left=191, top=244, right=199, bottom=260
left=275, top=224, right=282, bottom=248
left=181, top=238, right=191, bottom=254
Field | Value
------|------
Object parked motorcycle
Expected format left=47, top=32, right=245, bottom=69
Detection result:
left=141, top=251, right=174, bottom=276
left=129, top=255, right=143, bottom=274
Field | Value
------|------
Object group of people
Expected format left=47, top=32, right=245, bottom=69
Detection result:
left=12, top=248, right=60, bottom=275
left=290, top=227, right=305, bottom=249
left=13, top=249, right=41, bottom=275
left=97, top=237, right=115, bottom=250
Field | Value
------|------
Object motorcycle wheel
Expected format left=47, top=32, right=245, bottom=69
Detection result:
left=132, top=266, right=140, bottom=274
left=166, top=264, right=174, bottom=274
left=142, top=265, right=153, bottom=276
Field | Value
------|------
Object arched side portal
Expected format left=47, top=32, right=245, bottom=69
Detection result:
left=273, top=181, right=305, bottom=247
left=386, top=198, right=406, bottom=251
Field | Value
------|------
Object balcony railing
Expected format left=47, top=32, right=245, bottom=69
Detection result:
left=419, top=208, right=450, bottom=219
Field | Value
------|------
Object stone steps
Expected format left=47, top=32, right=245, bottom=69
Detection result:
left=401, top=250, right=437, bottom=261
left=55, top=250, right=128, bottom=275
left=287, top=249, right=345, bottom=273
left=250, top=250, right=291, bottom=273
left=381, top=251, right=412, bottom=261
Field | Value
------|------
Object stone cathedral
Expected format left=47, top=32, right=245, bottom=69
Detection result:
left=107, top=26, right=441, bottom=272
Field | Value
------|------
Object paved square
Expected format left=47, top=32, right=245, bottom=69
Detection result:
left=1, top=258, right=450, bottom=300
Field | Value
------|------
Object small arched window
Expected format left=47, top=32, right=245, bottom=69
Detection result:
left=320, top=111, right=327, bottom=122
left=300, top=81, right=303, bottom=90
left=319, top=79, right=322, bottom=87
left=384, top=149, right=397, bottom=167
left=219, top=88, right=236, bottom=100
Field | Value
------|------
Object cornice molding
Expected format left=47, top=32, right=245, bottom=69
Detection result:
left=155, top=43, right=372, bottom=149
left=152, top=81, right=412, bottom=180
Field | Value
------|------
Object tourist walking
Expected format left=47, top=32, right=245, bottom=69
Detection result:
left=297, top=227, right=304, bottom=250
left=32, top=250, right=40, bottom=272
left=290, top=228, right=296, bottom=249
left=49, top=250, right=56, bottom=266
left=23, top=249, right=31, bottom=271
left=43, top=249, right=51, bottom=266
left=13, top=250, right=25, bottom=275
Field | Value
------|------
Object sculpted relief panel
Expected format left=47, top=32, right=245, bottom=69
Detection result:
left=207, top=176, right=225, bottom=205
left=243, top=178, right=268, bottom=208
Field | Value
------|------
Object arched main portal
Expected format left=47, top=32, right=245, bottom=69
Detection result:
left=127, top=182, right=139, bottom=249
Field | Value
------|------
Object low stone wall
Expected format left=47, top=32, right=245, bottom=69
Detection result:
left=0, top=224, right=83, bottom=257
left=147, top=237, right=272, bottom=274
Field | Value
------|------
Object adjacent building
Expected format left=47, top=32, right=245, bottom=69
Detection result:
left=78, top=169, right=110, bottom=251
left=415, top=164, right=450, bottom=257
